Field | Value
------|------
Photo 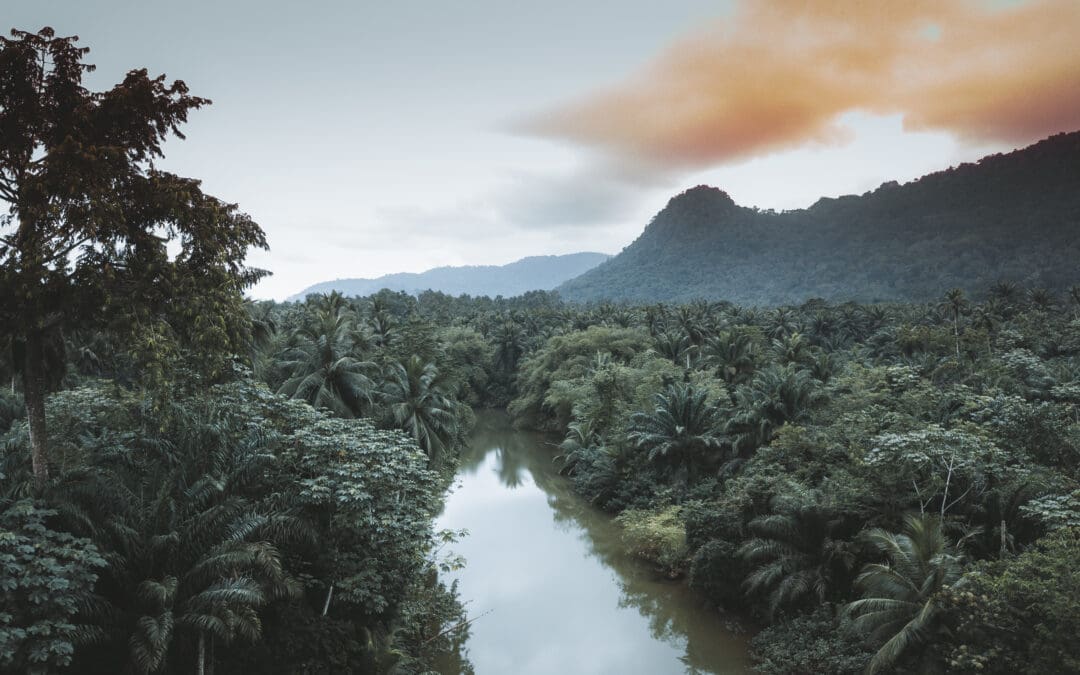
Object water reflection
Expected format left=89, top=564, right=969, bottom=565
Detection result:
left=437, top=412, right=750, bottom=675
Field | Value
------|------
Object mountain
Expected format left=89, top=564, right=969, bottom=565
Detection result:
left=291, top=252, right=610, bottom=301
left=558, top=131, right=1080, bottom=305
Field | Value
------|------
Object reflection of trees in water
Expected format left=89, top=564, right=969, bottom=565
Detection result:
left=463, top=412, right=749, bottom=674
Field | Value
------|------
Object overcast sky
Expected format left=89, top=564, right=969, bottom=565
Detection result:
left=9, top=1, right=1080, bottom=299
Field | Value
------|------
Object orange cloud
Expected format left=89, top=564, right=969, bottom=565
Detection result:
left=520, top=0, right=1080, bottom=167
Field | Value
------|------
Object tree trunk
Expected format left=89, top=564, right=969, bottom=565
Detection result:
left=196, top=632, right=205, bottom=675
left=953, top=314, right=961, bottom=359
left=322, top=583, right=334, bottom=616
left=23, top=330, right=49, bottom=490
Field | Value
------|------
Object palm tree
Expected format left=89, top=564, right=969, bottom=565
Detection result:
left=382, top=355, right=459, bottom=464
left=491, top=320, right=527, bottom=376
left=771, top=331, right=810, bottom=365
left=807, top=350, right=837, bottom=384
left=807, top=312, right=837, bottom=346
left=989, top=280, right=1018, bottom=304
left=970, top=303, right=1000, bottom=357
left=556, top=417, right=602, bottom=476
left=727, top=363, right=825, bottom=455
left=130, top=539, right=294, bottom=675
left=653, top=331, right=693, bottom=368
left=767, top=308, right=799, bottom=340
left=642, top=304, right=669, bottom=337
left=1028, top=287, right=1056, bottom=312
left=277, top=305, right=376, bottom=417
left=739, top=491, right=856, bottom=617
left=53, top=406, right=304, bottom=675
left=675, top=306, right=708, bottom=345
left=845, top=514, right=963, bottom=674
left=628, top=384, right=725, bottom=482
left=701, top=328, right=757, bottom=385
left=937, top=288, right=968, bottom=359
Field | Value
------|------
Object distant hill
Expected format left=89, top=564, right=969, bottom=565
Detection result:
left=558, top=131, right=1080, bottom=305
left=291, top=252, right=610, bottom=301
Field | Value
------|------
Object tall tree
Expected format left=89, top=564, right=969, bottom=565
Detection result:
left=938, top=288, right=968, bottom=359
left=382, top=355, right=460, bottom=465
left=0, top=28, right=267, bottom=489
left=278, top=303, right=376, bottom=417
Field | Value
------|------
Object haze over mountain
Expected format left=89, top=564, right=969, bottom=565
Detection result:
left=291, top=252, right=609, bottom=301
left=558, top=131, right=1080, bottom=305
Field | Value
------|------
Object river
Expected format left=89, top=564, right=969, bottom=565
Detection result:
left=435, top=411, right=752, bottom=675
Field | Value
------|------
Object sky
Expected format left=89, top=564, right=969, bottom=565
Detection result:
left=9, top=0, right=1080, bottom=299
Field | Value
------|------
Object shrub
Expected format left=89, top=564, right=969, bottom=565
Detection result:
left=615, top=505, right=689, bottom=577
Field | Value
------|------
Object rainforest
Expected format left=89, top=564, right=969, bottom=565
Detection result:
left=4, top=7, right=1080, bottom=675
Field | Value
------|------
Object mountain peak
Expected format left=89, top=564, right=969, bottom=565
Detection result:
left=666, top=185, right=737, bottom=210
left=558, top=130, right=1080, bottom=305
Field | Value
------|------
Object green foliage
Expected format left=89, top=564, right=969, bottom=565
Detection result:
left=628, top=383, right=725, bottom=483
left=509, top=326, right=651, bottom=431
left=438, top=326, right=494, bottom=406
left=688, top=539, right=745, bottom=608
left=739, top=490, right=857, bottom=617
left=0, top=500, right=105, bottom=674
left=0, top=389, right=23, bottom=434
left=864, top=426, right=1010, bottom=516
left=937, top=527, right=1080, bottom=674
left=277, top=300, right=378, bottom=417
left=845, top=515, right=963, bottom=674
left=290, top=412, right=440, bottom=617
left=614, top=506, right=689, bottom=577
left=727, top=363, right=826, bottom=455
left=0, top=27, right=267, bottom=486
left=381, top=356, right=462, bottom=467
left=750, top=606, right=874, bottom=675
left=1020, top=489, right=1080, bottom=530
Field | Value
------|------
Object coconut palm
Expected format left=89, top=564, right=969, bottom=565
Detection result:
left=628, top=384, right=725, bottom=482
left=970, top=303, right=1000, bottom=357
left=277, top=305, right=376, bottom=417
left=382, top=355, right=459, bottom=464
left=937, top=288, right=968, bottom=359
left=845, top=514, right=963, bottom=675
left=739, top=491, right=857, bottom=617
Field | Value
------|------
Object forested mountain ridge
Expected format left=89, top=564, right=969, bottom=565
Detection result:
left=291, top=252, right=610, bottom=300
left=558, top=131, right=1080, bottom=304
